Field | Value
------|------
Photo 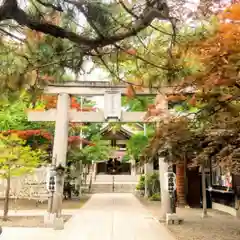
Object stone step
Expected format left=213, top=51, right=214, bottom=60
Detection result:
left=94, top=174, right=139, bottom=183
left=90, top=183, right=137, bottom=193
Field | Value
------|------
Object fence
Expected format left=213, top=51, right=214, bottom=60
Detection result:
left=0, top=166, right=49, bottom=201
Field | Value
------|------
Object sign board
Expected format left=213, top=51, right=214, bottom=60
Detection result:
left=164, top=172, right=176, bottom=193
left=104, top=91, right=121, bottom=120
left=46, top=167, right=57, bottom=192
left=46, top=176, right=56, bottom=192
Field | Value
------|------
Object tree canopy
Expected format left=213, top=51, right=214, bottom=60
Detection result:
left=0, top=0, right=216, bottom=96
left=143, top=2, right=240, bottom=174
left=1, top=0, right=239, bottom=174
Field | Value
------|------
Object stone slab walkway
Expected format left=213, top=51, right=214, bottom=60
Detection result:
left=1, top=193, right=175, bottom=240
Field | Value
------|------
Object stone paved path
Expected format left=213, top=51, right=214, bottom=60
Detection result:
left=1, top=193, right=175, bottom=240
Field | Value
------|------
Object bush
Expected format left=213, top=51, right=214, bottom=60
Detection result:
left=136, top=175, right=145, bottom=190
left=136, top=173, right=161, bottom=200
left=146, top=172, right=160, bottom=197
left=149, top=193, right=161, bottom=201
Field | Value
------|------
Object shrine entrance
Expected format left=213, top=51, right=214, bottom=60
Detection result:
left=107, top=158, right=120, bottom=174
left=107, top=158, right=130, bottom=174
left=97, top=158, right=131, bottom=175
left=27, top=81, right=158, bottom=229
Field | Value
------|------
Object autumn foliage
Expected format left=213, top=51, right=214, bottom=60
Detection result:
left=38, top=95, right=96, bottom=111
left=186, top=3, right=240, bottom=92
left=125, top=49, right=137, bottom=55
left=125, top=84, right=144, bottom=99
left=1, top=130, right=93, bottom=146
left=2, top=130, right=52, bottom=140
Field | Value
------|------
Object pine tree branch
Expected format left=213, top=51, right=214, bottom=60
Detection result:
left=35, top=0, right=63, bottom=12
left=0, top=0, right=171, bottom=50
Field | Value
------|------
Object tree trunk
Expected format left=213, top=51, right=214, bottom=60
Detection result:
left=3, top=173, right=11, bottom=221
left=235, top=195, right=240, bottom=218
left=201, top=164, right=207, bottom=218
left=176, top=163, right=186, bottom=206
left=184, top=156, right=188, bottom=205
left=76, top=160, right=82, bottom=197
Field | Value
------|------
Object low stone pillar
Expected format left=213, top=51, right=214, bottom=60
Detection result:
left=235, top=195, right=240, bottom=218
left=159, top=157, right=171, bottom=220
left=91, top=163, right=97, bottom=180
left=144, top=162, right=153, bottom=197
left=176, top=163, right=186, bottom=206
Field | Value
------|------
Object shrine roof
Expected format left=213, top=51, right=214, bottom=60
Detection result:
left=100, top=124, right=142, bottom=139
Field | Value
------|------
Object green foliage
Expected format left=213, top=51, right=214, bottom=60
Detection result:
left=121, top=154, right=130, bottom=162
left=0, top=92, right=52, bottom=132
left=67, top=148, right=90, bottom=165
left=127, top=133, right=148, bottom=160
left=0, top=94, right=29, bottom=131
left=149, top=193, right=161, bottom=201
left=0, top=134, right=46, bottom=179
left=146, top=172, right=160, bottom=197
left=146, top=125, right=155, bottom=138
left=82, top=124, right=102, bottom=139
left=136, top=173, right=160, bottom=200
left=136, top=175, right=145, bottom=191
left=122, top=97, right=154, bottom=111
left=81, top=134, right=112, bottom=163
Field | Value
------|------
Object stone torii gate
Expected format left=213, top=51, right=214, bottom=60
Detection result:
left=28, top=81, right=190, bottom=228
left=28, top=81, right=164, bottom=229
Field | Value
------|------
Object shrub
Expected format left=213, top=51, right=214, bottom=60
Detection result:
left=149, top=193, right=161, bottom=201
left=146, top=172, right=160, bottom=197
left=136, top=175, right=145, bottom=190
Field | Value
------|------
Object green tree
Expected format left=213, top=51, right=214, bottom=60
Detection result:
left=127, top=133, right=148, bottom=161
left=0, top=92, right=52, bottom=131
left=0, top=134, right=46, bottom=221
left=82, top=135, right=112, bottom=163
left=81, top=124, right=103, bottom=140
left=0, top=0, right=182, bottom=96
left=0, top=1, right=172, bottom=54
left=122, top=96, right=155, bottom=111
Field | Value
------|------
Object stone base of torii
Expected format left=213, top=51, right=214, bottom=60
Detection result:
left=27, top=83, right=178, bottom=229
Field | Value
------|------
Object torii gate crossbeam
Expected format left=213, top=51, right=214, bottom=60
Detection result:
left=28, top=110, right=146, bottom=123
left=44, top=81, right=161, bottom=96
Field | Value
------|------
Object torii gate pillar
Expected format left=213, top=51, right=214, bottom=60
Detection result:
left=52, top=93, right=70, bottom=166
left=46, top=93, right=70, bottom=230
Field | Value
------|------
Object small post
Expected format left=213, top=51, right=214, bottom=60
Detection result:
left=143, top=123, right=149, bottom=198
left=112, top=175, right=115, bottom=192
left=159, top=156, right=171, bottom=220
left=144, top=161, right=149, bottom=198
left=201, top=164, right=207, bottom=218
left=168, top=164, right=176, bottom=214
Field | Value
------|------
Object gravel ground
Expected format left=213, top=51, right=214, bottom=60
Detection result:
left=0, top=215, right=71, bottom=227
left=139, top=197, right=240, bottom=240
left=0, top=196, right=90, bottom=228
left=0, top=196, right=90, bottom=210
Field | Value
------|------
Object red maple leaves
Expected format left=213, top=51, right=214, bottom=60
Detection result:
left=1, top=130, right=94, bottom=146
left=39, top=95, right=96, bottom=112
left=68, top=136, right=95, bottom=146
left=1, top=130, right=52, bottom=140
